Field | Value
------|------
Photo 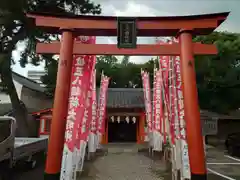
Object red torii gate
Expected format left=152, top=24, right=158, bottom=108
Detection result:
left=27, top=12, right=229, bottom=180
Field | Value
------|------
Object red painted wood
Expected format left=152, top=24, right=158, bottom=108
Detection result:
left=180, top=30, right=207, bottom=175
left=36, top=43, right=217, bottom=56
left=45, top=31, right=74, bottom=175
left=27, top=12, right=229, bottom=36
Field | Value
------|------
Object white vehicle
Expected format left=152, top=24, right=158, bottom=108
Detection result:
left=0, top=116, right=48, bottom=170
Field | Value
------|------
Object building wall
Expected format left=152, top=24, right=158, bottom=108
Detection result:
left=0, top=78, right=52, bottom=112
left=20, top=86, right=53, bottom=112
left=207, top=120, right=240, bottom=146
left=27, top=70, right=46, bottom=87
left=0, top=80, right=23, bottom=104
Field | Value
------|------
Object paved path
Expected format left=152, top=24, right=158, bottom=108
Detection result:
left=4, top=144, right=240, bottom=180
left=81, top=144, right=165, bottom=180
left=206, top=146, right=240, bottom=180
left=81, top=145, right=240, bottom=180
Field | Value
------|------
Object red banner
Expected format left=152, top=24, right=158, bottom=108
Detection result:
left=81, top=51, right=97, bottom=142
left=64, top=36, right=96, bottom=152
left=156, top=39, right=170, bottom=90
left=172, top=38, right=190, bottom=177
left=152, top=67, right=156, bottom=130
left=169, top=58, right=176, bottom=144
left=169, top=37, right=185, bottom=140
left=90, top=69, right=97, bottom=134
left=173, top=40, right=186, bottom=140
left=96, top=74, right=110, bottom=135
left=141, top=70, right=152, bottom=131
left=65, top=55, right=92, bottom=151
left=156, top=39, right=171, bottom=143
left=78, top=57, right=96, bottom=143
left=154, top=70, right=163, bottom=133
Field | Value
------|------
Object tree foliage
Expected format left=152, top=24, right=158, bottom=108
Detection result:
left=194, top=32, right=240, bottom=113
left=0, top=0, right=101, bottom=136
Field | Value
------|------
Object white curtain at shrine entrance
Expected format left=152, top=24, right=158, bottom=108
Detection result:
left=107, top=115, right=138, bottom=143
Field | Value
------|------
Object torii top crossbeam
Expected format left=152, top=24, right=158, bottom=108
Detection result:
left=27, top=11, right=229, bottom=37
left=27, top=12, right=229, bottom=56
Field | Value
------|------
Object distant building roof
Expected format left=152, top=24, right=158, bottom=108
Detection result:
left=0, top=101, right=52, bottom=116
left=12, top=72, right=48, bottom=94
left=0, top=72, right=50, bottom=115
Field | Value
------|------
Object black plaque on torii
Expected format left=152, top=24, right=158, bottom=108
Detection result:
left=117, top=17, right=137, bottom=49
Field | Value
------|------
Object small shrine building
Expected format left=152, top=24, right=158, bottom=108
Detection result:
left=33, top=88, right=147, bottom=144
left=32, top=88, right=227, bottom=144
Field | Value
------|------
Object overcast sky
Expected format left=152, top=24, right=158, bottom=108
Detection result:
left=12, top=0, right=239, bottom=76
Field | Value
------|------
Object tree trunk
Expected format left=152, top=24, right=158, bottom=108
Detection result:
left=0, top=54, right=30, bottom=137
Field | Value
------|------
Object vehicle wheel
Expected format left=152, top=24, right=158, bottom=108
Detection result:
left=228, top=146, right=234, bottom=156
left=24, top=160, right=37, bottom=170
left=31, top=160, right=37, bottom=169
left=36, top=151, right=46, bottom=162
left=31, top=161, right=37, bottom=169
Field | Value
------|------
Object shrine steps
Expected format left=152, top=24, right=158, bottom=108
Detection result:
left=103, top=143, right=148, bottom=153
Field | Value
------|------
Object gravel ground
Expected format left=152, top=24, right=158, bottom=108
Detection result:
left=1, top=145, right=240, bottom=180
left=80, top=152, right=165, bottom=180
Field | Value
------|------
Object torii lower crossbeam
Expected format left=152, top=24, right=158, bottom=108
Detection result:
left=36, top=43, right=217, bottom=55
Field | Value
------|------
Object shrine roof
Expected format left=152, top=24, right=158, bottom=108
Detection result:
left=27, top=11, right=230, bottom=36
left=12, top=72, right=46, bottom=93
left=28, top=87, right=239, bottom=120
left=97, top=88, right=146, bottom=108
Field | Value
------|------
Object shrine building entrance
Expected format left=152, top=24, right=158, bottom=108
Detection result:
left=100, top=88, right=147, bottom=144
left=108, top=115, right=138, bottom=143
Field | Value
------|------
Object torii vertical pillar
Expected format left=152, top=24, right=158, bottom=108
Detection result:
left=44, top=30, right=74, bottom=180
left=179, top=29, right=207, bottom=180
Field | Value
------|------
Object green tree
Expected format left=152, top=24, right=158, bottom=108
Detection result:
left=42, top=55, right=157, bottom=90
left=95, top=55, right=131, bottom=88
left=194, top=32, right=240, bottom=113
left=0, top=0, right=101, bottom=136
left=41, top=55, right=58, bottom=94
left=95, top=56, right=157, bottom=88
